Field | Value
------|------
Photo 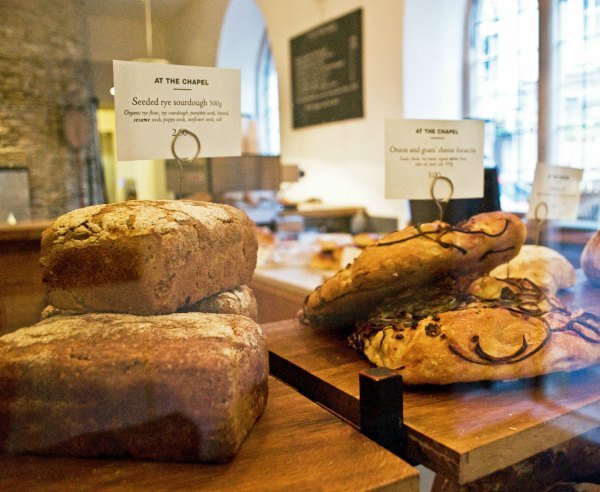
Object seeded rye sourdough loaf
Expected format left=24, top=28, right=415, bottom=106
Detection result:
left=0, top=312, right=268, bottom=462
left=42, top=284, right=259, bottom=321
left=40, top=200, right=258, bottom=315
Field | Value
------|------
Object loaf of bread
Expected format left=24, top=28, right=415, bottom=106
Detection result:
left=581, top=231, right=600, bottom=285
left=182, top=284, right=258, bottom=320
left=0, top=312, right=268, bottom=462
left=40, top=200, right=258, bottom=315
left=41, top=285, right=259, bottom=321
left=303, top=211, right=526, bottom=328
left=489, top=244, right=576, bottom=294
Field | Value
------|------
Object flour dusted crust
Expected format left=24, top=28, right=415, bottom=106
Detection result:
left=489, top=244, right=576, bottom=294
left=40, top=200, right=258, bottom=315
left=0, top=312, right=268, bottom=462
left=350, top=277, right=600, bottom=384
left=303, top=211, right=527, bottom=328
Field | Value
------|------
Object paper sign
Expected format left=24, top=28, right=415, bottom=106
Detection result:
left=113, top=60, right=241, bottom=161
left=385, top=119, right=484, bottom=199
left=527, top=163, right=583, bottom=220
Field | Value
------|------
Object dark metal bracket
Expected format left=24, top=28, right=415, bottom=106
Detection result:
left=359, top=367, right=406, bottom=456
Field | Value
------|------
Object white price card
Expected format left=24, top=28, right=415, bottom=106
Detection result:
left=527, top=163, right=583, bottom=220
left=113, top=60, right=241, bottom=161
left=385, top=119, right=484, bottom=199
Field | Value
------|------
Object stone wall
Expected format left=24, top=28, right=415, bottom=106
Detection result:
left=0, top=0, right=100, bottom=219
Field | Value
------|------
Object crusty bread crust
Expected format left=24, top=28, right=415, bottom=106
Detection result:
left=42, top=285, right=258, bottom=321
left=40, top=200, right=258, bottom=315
left=183, top=284, right=258, bottom=320
left=0, top=312, right=268, bottom=462
left=582, top=231, right=600, bottom=286
left=303, top=211, right=526, bottom=328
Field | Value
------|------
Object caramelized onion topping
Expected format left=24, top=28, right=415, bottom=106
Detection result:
left=351, top=275, right=599, bottom=366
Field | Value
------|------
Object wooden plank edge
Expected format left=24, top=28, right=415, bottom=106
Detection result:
left=269, top=351, right=360, bottom=427
left=457, top=399, right=600, bottom=484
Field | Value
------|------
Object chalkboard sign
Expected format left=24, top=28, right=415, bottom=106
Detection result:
left=290, top=9, right=363, bottom=128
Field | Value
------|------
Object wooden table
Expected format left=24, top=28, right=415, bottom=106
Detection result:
left=0, top=376, right=419, bottom=491
left=263, top=273, right=600, bottom=490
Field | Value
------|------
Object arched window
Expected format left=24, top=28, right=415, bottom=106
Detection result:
left=467, top=0, right=539, bottom=212
left=466, top=0, right=600, bottom=221
left=217, top=0, right=280, bottom=157
left=256, top=32, right=280, bottom=156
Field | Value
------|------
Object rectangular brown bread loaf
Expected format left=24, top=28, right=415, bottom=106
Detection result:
left=41, top=284, right=259, bottom=321
left=0, top=312, right=268, bottom=462
left=40, top=200, right=258, bottom=315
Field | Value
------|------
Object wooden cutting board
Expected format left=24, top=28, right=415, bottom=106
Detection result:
left=263, top=272, right=600, bottom=485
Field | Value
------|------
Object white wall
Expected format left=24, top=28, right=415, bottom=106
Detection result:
left=403, top=0, right=467, bottom=119
left=216, top=0, right=266, bottom=117
left=165, top=1, right=228, bottom=67
left=257, top=0, right=408, bottom=222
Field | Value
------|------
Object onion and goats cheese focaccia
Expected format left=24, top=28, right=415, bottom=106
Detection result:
left=349, top=276, right=600, bottom=384
left=302, top=211, right=527, bottom=329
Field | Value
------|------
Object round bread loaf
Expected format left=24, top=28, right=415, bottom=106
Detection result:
left=489, top=244, right=575, bottom=294
left=40, top=200, right=258, bottom=315
left=581, top=231, right=600, bottom=285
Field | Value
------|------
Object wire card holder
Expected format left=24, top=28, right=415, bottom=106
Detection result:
left=430, top=175, right=454, bottom=222
left=533, top=201, right=548, bottom=247
left=171, top=129, right=201, bottom=196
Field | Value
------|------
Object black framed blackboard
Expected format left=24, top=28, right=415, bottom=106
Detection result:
left=290, top=9, right=363, bottom=128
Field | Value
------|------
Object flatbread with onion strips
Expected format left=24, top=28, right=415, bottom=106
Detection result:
left=349, top=276, right=600, bottom=384
left=302, top=211, right=527, bottom=329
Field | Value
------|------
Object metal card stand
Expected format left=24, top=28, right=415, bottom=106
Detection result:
left=171, top=129, right=201, bottom=197
left=431, top=175, right=455, bottom=222
left=359, top=368, right=406, bottom=456
left=534, top=201, right=548, bottom=247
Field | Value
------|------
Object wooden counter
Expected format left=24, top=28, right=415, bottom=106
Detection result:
left=0, top=376, right=419, bottom=491
left=263, top=272, right=600, bottom=490
left=0, top=220, right=51, bottom=335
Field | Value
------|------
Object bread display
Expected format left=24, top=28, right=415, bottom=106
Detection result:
left=0, top=199, right=270, bottom=462
left=489, top=244, right=576, bottom=294
left=0, top=312, right=268, bottom=462
left=581, top=231, right=600, bottom=285
left=300, top=211, right=600, bottom=384
left=40, top=200, right=258, bottom=315
left=303, top=211, right=527, bottom=329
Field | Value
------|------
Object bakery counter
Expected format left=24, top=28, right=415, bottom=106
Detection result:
left=249, top=266, right=326, bottom=323
left=0, top=220, right=52, bottom=335
left=0, top=376, right=420, bottom=491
